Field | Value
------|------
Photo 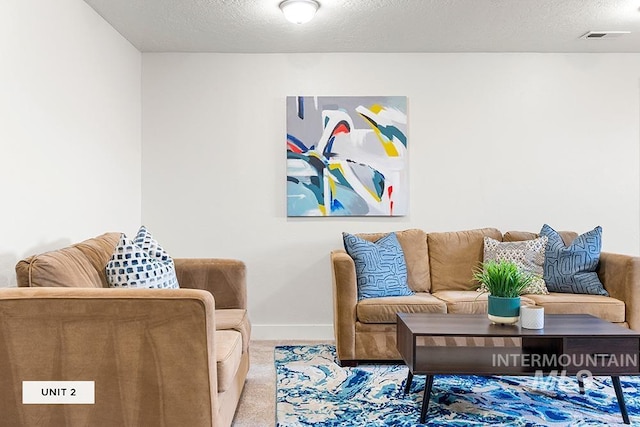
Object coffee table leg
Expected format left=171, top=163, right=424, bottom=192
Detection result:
left=612, top=376, right=630, bottom=424
left=404, top=371, right=413, bottom=394
left=420, top=374, right=434, bottom=424
left=577, top=374, right=586, bottom=395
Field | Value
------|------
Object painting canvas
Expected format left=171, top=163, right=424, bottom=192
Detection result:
left=286, top=96, right=408, bottom=217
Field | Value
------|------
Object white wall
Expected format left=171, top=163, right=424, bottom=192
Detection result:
left=143, top=53, right=640, bottom=339
left=0, top=0, right=142, bottom=287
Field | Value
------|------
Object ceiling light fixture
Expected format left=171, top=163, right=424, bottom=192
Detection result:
left=279, top=0, right=320, bottom=24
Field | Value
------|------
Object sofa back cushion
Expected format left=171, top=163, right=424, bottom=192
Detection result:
left=15, top=233, right=120, bottom=288
left=428, top=228, right=502, bottom=293
left=503, top=230, right=578, bottom=246
left=355, top=229, right=430, bottom=292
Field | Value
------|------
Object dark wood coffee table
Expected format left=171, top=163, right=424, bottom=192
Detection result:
left=397, top=313, right=640, bottom=424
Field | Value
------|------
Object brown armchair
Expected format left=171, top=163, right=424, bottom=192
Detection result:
left=0, top=232, right=250, bottom=427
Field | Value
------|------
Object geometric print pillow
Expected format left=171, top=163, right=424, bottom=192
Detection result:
left=540, top=224, right=607, bottom=296
left=480, top=236, right=549, bottom=295
left=343, top=231, right=413, bottom=301
left=106, top=227, right=179, bottom=289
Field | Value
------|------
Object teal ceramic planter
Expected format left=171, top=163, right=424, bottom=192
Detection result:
left=487, top=295, right=521, bottom=324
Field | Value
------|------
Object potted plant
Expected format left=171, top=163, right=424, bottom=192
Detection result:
left=473, top=260, right=535, bottom=324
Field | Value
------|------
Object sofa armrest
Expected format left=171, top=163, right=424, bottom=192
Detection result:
left=0, top=287, right=218, bottom=426
left=174, top=258, right=246, bottom=310
left=331, top=250, right=358, bottom=362
left=598, top=252, right=640, bottom=331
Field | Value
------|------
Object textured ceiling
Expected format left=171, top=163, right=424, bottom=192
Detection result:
left=83, top=0, right=640, bottom=53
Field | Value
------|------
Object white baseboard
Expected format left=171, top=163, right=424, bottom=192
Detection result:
left=251, top=324, right=334, bottom=341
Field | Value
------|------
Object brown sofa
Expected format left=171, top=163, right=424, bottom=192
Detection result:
left=0, top=232, right=250, bottom=427
left=331, top=227, right=640, bottom=366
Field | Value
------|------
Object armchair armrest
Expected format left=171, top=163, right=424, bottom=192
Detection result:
left=0, top=287, right=218, bottom=427
left=331, top=250, right=358, bottom=362
left=174, top=258, right=246, bottom=310
left=598, top=252, right=640, bottom=331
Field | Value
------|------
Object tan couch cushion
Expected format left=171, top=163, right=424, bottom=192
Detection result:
left=356, top=229, right=430, bottom=292
left=215, top=308, right=251, bottom=352
left=215, top=330, right=242, bottom=393
left=432, top=290, right=536, bottom=314
left=524, top=292, right=625, bottom=323
left=504, top=230, right=578, bottom=246
left=356, top=293, right=447, bottom=323
left=428, top=228, right=502, bottom=293
left=15, top=233, right=120, bottom=288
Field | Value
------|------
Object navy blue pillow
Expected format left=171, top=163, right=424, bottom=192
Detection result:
left=342, top=232, right=413, bottom=301
left=540, top=224, right=607, bottom=296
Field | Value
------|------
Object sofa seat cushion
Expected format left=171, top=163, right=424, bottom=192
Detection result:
left=524, top=292, right=625, bottom=323
left=215, top=309, right=251, bottom=352
left=432, top=291, right=536, bottom=314
left=356, top=293, right=447, bottom=323
left=215, top=330, right=242, bottom=393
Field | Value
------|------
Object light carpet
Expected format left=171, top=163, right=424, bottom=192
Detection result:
left=276, top=344, right=640, bottom=426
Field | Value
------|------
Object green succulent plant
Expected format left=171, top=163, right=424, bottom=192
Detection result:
left=473, top=259, right=535, bottom=298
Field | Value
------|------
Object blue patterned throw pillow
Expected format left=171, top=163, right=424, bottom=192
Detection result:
left=540, top=224, right=607, bottom=296
left=343, top=232, right=413, bottom=301
left=135, top=225, right=174, bottom=263
left=106, top=226, right=179, bottom=289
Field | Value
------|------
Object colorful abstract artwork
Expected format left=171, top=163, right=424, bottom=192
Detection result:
left=286, top=96, right=408, bottom=217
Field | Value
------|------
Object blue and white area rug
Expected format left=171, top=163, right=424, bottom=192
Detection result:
left=275, top=344, right=640, bottom=426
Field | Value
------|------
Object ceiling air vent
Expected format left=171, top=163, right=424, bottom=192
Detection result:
left=581, top=31, right=631, bottom=39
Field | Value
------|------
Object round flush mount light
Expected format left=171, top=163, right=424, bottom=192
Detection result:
left=279, top=0, right=320, bottom=24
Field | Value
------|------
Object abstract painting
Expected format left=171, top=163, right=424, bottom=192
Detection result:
left=286, top=96, right=408, bottom=217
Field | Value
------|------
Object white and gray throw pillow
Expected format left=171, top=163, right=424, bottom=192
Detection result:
left=106, top=226, right=179, bottom=289
left=478, top=236, right=549, bottom=295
